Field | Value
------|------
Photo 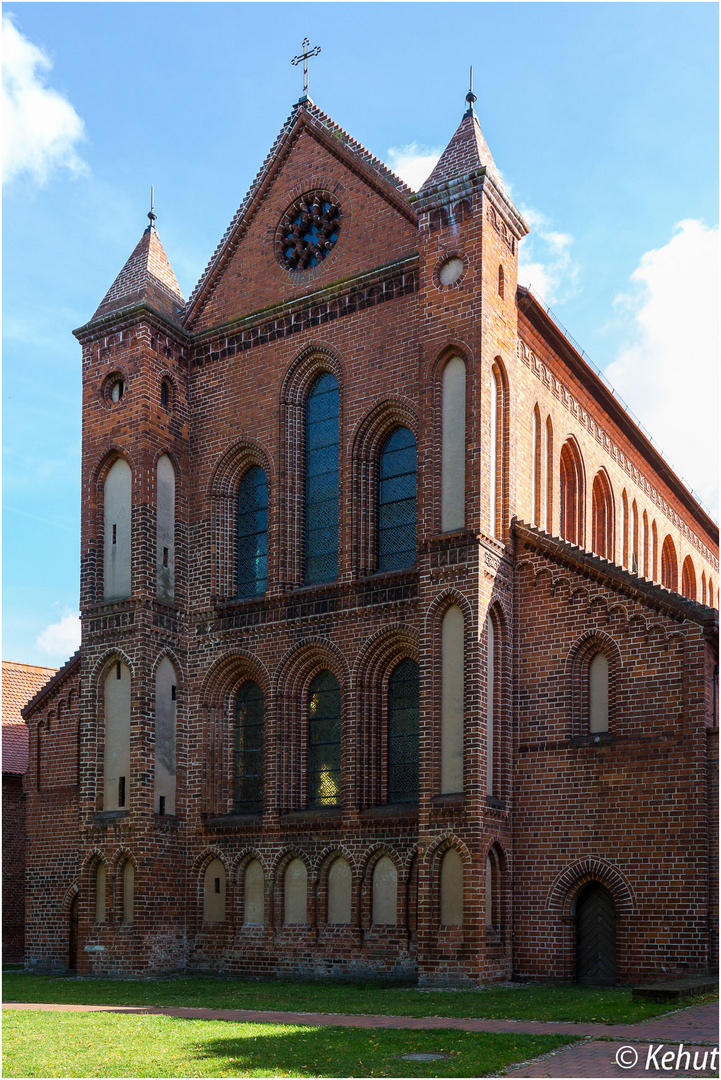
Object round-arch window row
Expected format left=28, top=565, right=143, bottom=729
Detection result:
left=277, top=190, right=341, bottom=271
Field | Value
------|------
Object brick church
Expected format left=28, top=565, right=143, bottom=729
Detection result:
left=23, top=83, right=718, bottom=986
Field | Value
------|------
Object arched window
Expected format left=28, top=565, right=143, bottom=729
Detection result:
left=710, top=581, right=715, bottom=608
left=532, top=405, right=541, bottom=527
left=441, top=357, right=466, bottom=531
left=154, top=657, right=177, bottom=815
left=237, top=466, right=268, bottom=597
left=545, top=416, right=553, bottom=532
left=591, top=471, right=614, bottom=560
left=701, top=572, right=707, bottom=606
left=620, top=491, right=628, bottom=568
left=661, top=535, right=678, bottom=592
left=104, top=660, right=130, bottom=811
left=244, top=859, right=264, bottom=925
left=559, top=439, right=584, bottom=545
left=203, top=858, right=226, bottom=923
left=589, top=652, right=609, bottom=733
left=235, top=681, right=264, bottom=813
left=378, top=427, right=416, bottom=571
left=156, top=454, right=175, bottom=602
left=641, top=511, right=649, bottom=577
left=682, top=556, right=697, bottom=601
left=387, top=659, right=419, bottom=804
left=284, top=857, right=307, bottom=924
left=490, top=363, right=508, bottom=539
left=305, top=372, right=339, bottom=584
left=631, top=501, right=639, bottom=573
left=498, top=263, right=505, bottom=299
left=441, top=605, right=464, bottom=794
left=485, top=857, right=494, bottom=928
left=94, top=863, right=106, bottom=923
left=308, top=671, right=341, bottom=808
left=440, top=848, right=463, bottom=926
left=652, top=520, right=658, bottom=580
left=122, top=861, right=134, bottom=924
left=327, top=857, right=352, bottom=924
left=372, top=855, right=397, bottom=924
left=103, top=458, right=132, bottom=600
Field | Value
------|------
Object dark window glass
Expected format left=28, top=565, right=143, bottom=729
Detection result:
left=235, top=681, right=263, bottom=812
left=388, top=659, right=419, bottom=803
left=305, top=373, right=339, bottom=583
left=378, top=427, right=417, bottom=572
left=237, top=466, right=268, bottom=597
left=308, top=670, right=341, bottom=807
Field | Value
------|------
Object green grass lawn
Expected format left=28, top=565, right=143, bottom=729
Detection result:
left=3, top=971, right=707, bottom=1024
left=1, top=1010, right=575, bottom=1078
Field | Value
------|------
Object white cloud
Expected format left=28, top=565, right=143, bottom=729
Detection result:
left=518, top=207, right=579, bottom=305
left=35, top=608, right=80, bottom=659
left=605, top=219, right=719, bottom=519
left=386, top=143, right=442, bottom=192
left=2, top=16, right=87, bottom=186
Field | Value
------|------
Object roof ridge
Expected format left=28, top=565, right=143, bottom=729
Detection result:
left=302, top=103, right=412, bottom=194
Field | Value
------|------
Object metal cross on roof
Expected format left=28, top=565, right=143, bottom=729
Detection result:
left=291, top=37, right=321, bottom=98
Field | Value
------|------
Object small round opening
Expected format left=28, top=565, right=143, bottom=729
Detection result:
left=104, top=373, right=126, bottom=405
left=438, top=257, right=465, bottom=285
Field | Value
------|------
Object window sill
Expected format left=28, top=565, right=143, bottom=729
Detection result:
left=204, top=812, right=262, bottom=830
left=431, top=793, right=465, bottom=807
left=485, top=795, right=506, bottom=810
left=571, top=732, right=614, bottom=748
left=358, top=803, right=418, bottom=821
left=92, top=810, right=129, bottom=826
left=279, top=807, right=342, bottom=824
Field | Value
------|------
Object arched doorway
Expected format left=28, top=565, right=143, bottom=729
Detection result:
left=68, top=894, right=79, bottom=971
left=576, top=882, right=616, bottom=985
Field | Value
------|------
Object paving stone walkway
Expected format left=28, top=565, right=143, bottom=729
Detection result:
left=4, top=1000, right=718, bottom=1078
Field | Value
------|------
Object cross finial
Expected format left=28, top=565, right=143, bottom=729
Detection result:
left=291, top=37, right=321, bottom=101
left=465, top=66, right=477, bottom=117
left=147, top=184, right=157, bottom=232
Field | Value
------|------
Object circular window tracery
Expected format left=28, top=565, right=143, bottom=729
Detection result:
left=277, top=191, right=341, bottom=272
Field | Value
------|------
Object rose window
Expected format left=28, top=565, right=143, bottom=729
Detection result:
left=278, top=191, right=341, bottom=271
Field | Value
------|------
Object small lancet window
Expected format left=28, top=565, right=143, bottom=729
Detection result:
left=589, top=652, right=609, bottom=733
left=498, top=264, right=505, bottom=299
left=237, top=466, right=268, bottom=597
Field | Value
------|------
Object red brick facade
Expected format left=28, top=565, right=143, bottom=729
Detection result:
left=23, top=98, right=718, bottom=984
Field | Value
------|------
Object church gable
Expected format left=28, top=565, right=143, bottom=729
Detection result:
left=185, top=106, right=418, bottom=333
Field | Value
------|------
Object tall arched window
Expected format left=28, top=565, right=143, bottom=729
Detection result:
left=589, top=652, right=609, bottom=733
left=641, top=511, right=649, bottom=577
left=308, top=671, right=341, bottom=807
left=631, top=501, right=639, bottom=573
left=532, top=405, right=541, bottom=527
left=652, top=520, right=658, bottom=580
left=103, top=458, right=132, bottom=600
left=620, top=491, right=628, bottom=568
left=661, top=535, right=678, bottom=592
left=235, top=681, right=263, bottom=813
left=387, top=658, right=419, bottom=804
left=545, top=416, right=553, bottom=532
left=559, top=439, right=584, bottom=545
left=591, top=471, right=613, bottom=560
left=440, top=848, right=463, bottom=926
left=237, top=466, right=268, bottom=597
left=490, top=363, right=508, bottom=539
left=682, top=556, right=697, bottom=601
left=305, top=372, right=339, bottom=583
left=486, top=614, right=502, bottom=797
left=104, top=660, right=130, bottom=811
left=441, top=357, right=466, bottom=531
left=154, top=657, right=177, bottom=815
left=441, top=605, right=464, bottom=794
left=378, top=427, right=416, bottom=571
left=156, top=454, right=175, bottom=602
left=327, top=857, right=352, bottom=924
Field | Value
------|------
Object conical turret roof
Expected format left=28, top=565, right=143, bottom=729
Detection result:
left=91, top=225, right=184, bottom=324
left=420, top=110, right=502, bottom=192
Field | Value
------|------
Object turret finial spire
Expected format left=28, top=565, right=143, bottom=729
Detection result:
left=464, top=66, right=477, bottom=117
left=147, top=184, right=157, bottom=232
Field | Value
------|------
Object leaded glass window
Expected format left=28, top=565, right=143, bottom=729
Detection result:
left=308, top=670, right=341, bottom=807
left=305, top=373, right=339, bottom=583
left=378, top=427, right=416, bottom=572
left=237, top=466, right=268, bottom=597
left=235, top=681, right=263, bottom=812
left=388, top=658, right=419, bottom=803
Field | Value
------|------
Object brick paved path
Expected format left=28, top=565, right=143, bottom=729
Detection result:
left=4, top=1000, right=718, bottom=1078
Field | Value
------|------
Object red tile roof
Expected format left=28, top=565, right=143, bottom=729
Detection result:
left=2, top=661, right=57, bottom=774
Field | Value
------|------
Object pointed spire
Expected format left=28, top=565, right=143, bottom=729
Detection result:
left=91, top=201, right=184, bottom=324
left=420, top=105, right=501, bottom=193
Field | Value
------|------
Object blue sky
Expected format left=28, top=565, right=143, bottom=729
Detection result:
left=3, top=2, right=718, bottom=666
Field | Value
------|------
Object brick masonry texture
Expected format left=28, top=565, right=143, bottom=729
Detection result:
left=23, top=100, right=719, bottom=985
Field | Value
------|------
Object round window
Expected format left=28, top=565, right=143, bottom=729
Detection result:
left=438, top=257, right=465, bottom=286
left=103, top=372, right=126, bottom=406
left=277, top=191, right=341, bottom=271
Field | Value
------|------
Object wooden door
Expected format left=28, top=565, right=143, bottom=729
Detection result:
left=576, top=883, right=616, bottom=985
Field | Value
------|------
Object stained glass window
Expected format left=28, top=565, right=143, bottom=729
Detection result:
left=308, top=670, right=341, bottom=807
left=305, top=373, right=339, bottom=584
left=237, top=466, right=268, bottom=597
left=235, top=681, right=263, bottom=812
left=378, top=427, right=416, bottom=572
left=388, top=658, right=419, bottom=803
